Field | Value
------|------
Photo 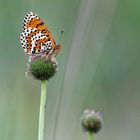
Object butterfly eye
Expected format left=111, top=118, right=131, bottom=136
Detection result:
left=58, top=44, right=62, bottom=50
left=56, top=45, right=60, bottom=49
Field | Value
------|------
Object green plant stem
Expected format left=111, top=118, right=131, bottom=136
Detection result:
left=38, top=80, right=47, bottom=140
left=87, top=132, right=93, bottom=140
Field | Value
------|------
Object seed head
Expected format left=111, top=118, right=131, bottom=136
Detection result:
left=80, top=109, right=103, bottom=134
left=27, top=56, right=58, bottom=81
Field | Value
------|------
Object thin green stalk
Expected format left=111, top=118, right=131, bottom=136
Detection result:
left=87, top=132, right=93, bottom=140
left=38, top=80, right=47, bottom=140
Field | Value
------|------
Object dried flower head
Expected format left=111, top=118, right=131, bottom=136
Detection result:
left=26, top=56, right=58, bottom=81
left=80, top=109, right=103, bottom=134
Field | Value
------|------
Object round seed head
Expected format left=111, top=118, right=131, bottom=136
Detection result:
left=80, top=109, right=103, bottom=134
left=28, top=56, right=58, bottom=81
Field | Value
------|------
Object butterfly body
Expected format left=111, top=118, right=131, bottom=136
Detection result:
left=20, top=12, right=62, bottom=58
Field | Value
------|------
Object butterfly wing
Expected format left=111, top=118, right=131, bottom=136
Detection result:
left=20, top=12, right=56, bottom=55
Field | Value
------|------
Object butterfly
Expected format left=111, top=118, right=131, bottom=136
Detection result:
left=20, top=12, right=62, bottom=60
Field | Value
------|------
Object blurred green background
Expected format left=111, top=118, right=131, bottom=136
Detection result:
left=0, top=0, right=140, bottom=140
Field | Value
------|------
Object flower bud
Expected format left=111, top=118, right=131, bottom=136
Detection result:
left=80, top=109, right=103, bottom=133
left=27, top=56, right=58, bottom=81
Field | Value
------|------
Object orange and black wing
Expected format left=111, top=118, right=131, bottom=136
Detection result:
left=20, top=12, right=56, bottom=55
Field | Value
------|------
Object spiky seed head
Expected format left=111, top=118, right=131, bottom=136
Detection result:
left=28, top=56, right=58, bottom=81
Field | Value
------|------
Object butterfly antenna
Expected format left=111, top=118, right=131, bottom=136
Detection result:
left=58, top=29, right=64, bottom=44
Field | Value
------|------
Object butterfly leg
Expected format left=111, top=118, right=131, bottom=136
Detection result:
left=44, top=50, right=55, bottom=61
left=52, top=47, right=61, bottom=58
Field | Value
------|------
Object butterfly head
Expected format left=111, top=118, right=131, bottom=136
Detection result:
left=56, top=44, right=62, bottom=51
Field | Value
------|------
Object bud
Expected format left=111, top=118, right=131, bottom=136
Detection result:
left=80, top=109, right=103, bottom=134
left=27, top=56, right=58, bottom=81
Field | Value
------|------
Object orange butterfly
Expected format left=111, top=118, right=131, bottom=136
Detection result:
left=20, top=12, right=62, bottom=59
